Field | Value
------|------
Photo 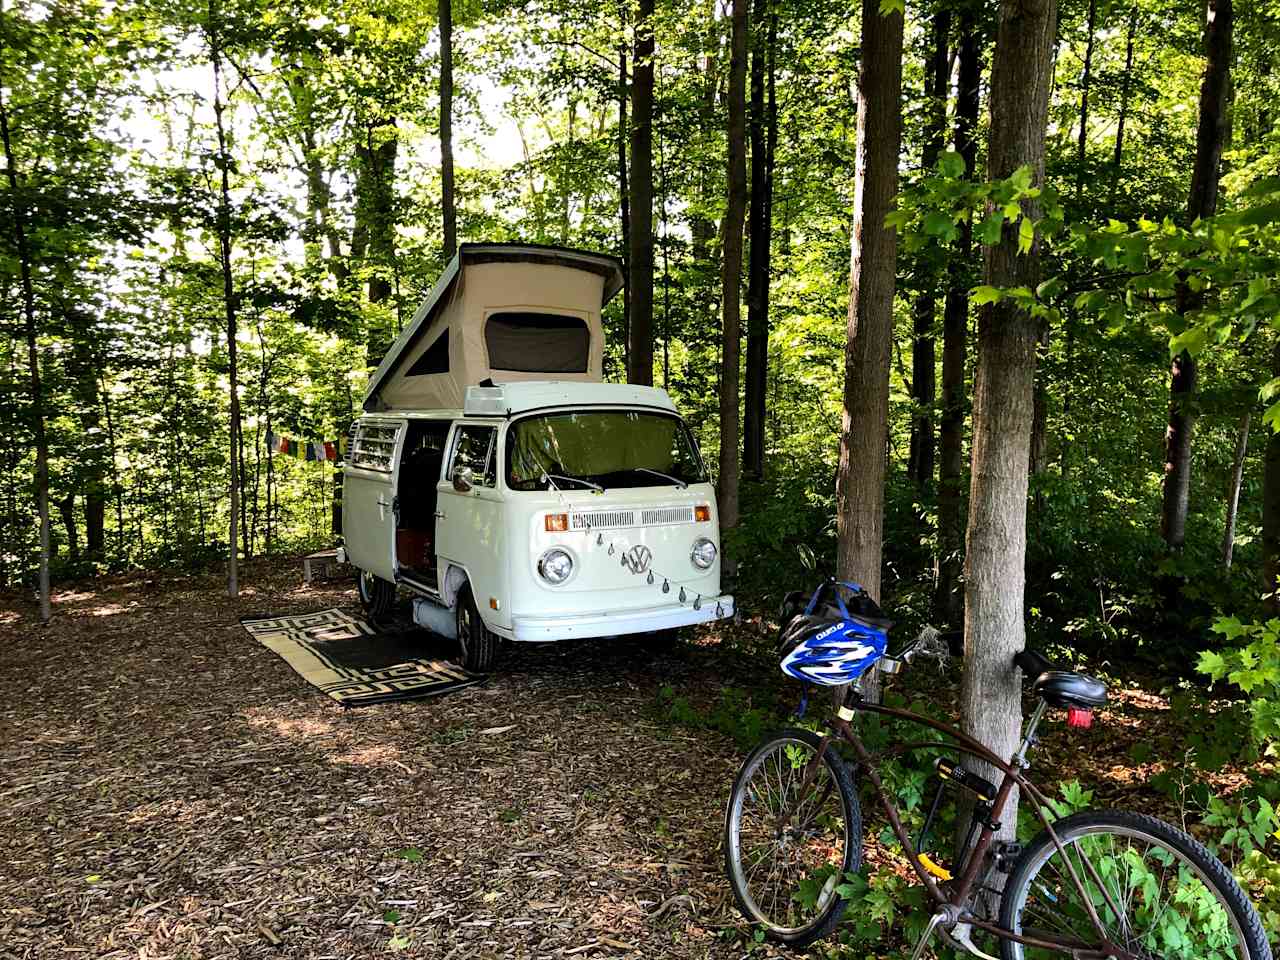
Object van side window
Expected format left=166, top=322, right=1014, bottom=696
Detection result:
left=450, top=425, right=497, bottom=487
left=351, top=421, right=401, bottom=472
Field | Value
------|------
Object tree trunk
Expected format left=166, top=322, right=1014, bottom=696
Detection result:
left=1265, top=343, right=1280, bottom=610
left=439, top=0, right=457, bottom=261
left=1161, top=0, right=1233, bottom=550
left=718, top=0, right=749, bottom=531
left=627, top=0, right=655, bottom=386
left=210, top=20, right=241, bottom=598
left=907, top=9, right=948, bottom=490
left=961, top=0, right=1057, bottom=846
left=743, top=0, right=775, bottom=480
left=836, top=0, right=903, bottom=609
left=0, top=77, right=52, bottom=620
left=58, top=494, right=79, bottom=562
left=1075, top=0, right=1097, bottom=202
left=1222, top=409, right=1249, bottom=569
left=1110, top=4, right=1138, bottom=202
left=937, top=9, right=981, bottom=627
left=617, top=24, right=631, bottom=361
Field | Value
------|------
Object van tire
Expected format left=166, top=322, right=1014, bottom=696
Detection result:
left=455, top=584, right=499, bottom=673
left=357, top=568, right=396, bottom=618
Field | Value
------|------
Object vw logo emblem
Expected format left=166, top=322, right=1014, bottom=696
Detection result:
left=621, top=544, right=652, bottom=575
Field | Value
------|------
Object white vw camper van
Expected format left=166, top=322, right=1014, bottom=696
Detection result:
left=339, top=243, right=734, bottom=671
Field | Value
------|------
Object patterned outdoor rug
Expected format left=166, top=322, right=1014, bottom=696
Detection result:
left=240, top=608, right=483, bottom=707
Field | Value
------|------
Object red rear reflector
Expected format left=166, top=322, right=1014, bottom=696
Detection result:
left=545, top=513, right=569, bottom=532
left=694, top=504, right=711, bottom=522
left=1067, top=707, right=1093, bottom=728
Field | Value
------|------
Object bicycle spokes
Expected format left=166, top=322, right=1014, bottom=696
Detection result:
left=1012, top=830, right=1246, bottom=960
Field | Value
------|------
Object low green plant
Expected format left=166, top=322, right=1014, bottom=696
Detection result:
left=1198, top=616, right=1280, bottom=749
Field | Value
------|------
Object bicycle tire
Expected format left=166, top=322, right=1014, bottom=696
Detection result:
left=999, top=809, right=1272, bottom=960
left=724, top=728, right=862, bottom=947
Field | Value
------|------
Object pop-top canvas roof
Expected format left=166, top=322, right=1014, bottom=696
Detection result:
left=363, top=243, right=624, bottom=412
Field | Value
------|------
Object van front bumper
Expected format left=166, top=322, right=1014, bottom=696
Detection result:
left=507, top=595, right=735, bottom=642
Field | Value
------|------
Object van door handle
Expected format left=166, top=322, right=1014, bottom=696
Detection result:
left=377, top=494, right=390, bottom=521
left=434, top=510, right=447, bottom=520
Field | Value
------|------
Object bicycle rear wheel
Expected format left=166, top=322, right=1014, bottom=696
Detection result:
left=999, top=809, right=1272, bottom=960
left=724, top=728, right=862, bottom=947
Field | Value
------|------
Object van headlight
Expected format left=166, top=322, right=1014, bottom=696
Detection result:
left=690, top=538, right=717, bottom=569
left=538, top=548, right=574, bottom=584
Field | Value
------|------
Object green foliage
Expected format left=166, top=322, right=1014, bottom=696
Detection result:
left=655, top=684, right=782, bottom=751
left=1199, top=617, right=1280, bottom=748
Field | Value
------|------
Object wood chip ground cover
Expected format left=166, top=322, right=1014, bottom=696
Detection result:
left=0, top=561, right=1257, bottom=958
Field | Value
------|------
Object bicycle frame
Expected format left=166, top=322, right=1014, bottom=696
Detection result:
left=795, top=695, right=1141, bottom=960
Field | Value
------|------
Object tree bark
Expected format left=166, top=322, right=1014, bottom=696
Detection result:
left=1161, top=0, right=1233, bottom=550
left=439, top=0, right=457, bottom=261
left=1265, top=342, right=1280, bottom=611
left=718, top=0, right=749, bottom=531
left=617, top=23, right=631, bottom=361
left=907, top=9, right=948, bottom=490
left=836, top=0, right=904, bottom=607
left=743, top=0, right=775, bottom=480
left=210, top=16, right=241, bottom=598
left=961, top=0, right=1057, bottom=845
left=1, top=68, right=52, bottom=620
left=1222, top=409, right=1249, bottom=569
left=937, top=9, right=981, bottom=627
left=627, top=0, right=655, bottom=386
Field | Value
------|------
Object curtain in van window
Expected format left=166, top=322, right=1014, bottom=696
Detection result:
left=485, top=313, right=590, bottom=373
left=509, top=413, right=678, bottom=483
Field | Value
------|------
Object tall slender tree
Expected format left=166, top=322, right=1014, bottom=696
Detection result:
left=743, top=0, right=776, bottom=480
left=907, top=8, right=948, bottom=490
left=0, top=80, right=50, bottom=621
left=440, top=0, right=457, bottom=261
left=718, top=0, right=749, bottom=531
left=937, top=7, right=981, bottom=626
left=1161, top=0, right=1233, bottom=550
left=836, top=0, right=904, bottom=624
left=961, top=0, right=1057, bottom=838
left=627, top=0, right=655, bottom=385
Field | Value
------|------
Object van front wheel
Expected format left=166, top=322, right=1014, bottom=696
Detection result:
left=455, top=585, right=499, bottom=673
left=356, top=569, right=395, bottom=618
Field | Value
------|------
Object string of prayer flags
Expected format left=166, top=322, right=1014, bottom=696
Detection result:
left=267, top=431, right=348, bottom=462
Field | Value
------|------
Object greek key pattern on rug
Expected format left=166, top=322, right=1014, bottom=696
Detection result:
left=241, top=608, right=483, bottom=706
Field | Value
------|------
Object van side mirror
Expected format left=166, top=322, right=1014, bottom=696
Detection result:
left=451, top=465, right=474, bottom=492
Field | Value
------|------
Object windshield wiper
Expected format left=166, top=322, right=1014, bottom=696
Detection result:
left=631, top=467, right=688, bottom=489
left=543, top=473, right=604, bottom=492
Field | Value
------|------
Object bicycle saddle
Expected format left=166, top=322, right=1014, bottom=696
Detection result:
left=1014, top=649, right=1108, bottom=709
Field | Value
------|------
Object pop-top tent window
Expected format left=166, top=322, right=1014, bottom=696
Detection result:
left=485, top=313, right=589, bottom=373
left=407, top=329, right=450, bottom=376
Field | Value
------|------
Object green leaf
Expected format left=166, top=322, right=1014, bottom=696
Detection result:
left=1017, top=217, right=1035, bottom=255
left=383, top=909, right=401, bottom=924
left=979, top=212, right=1004, bottom=245
left=396, top=847, right=424, bottom=863
left=971, top=285, right=1003, bottom=306
left=938, top=150, right=965, bottom=178
left=877, top=0, right=905, bottom=15
left=1197, top=650, right=1228, bottom=680
left=923, top=211, right=955, bottom=238
left=388, top=934, right=411, bottom=950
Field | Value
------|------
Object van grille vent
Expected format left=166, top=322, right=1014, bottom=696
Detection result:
left=571, top=510, right=636, bottom=530
left=641, top=505, right=695, bottom=525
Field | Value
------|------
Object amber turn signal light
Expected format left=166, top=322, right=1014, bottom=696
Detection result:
left=545, top=513, right=569, bottom=532
left=694, top=504, right=711, bottom=522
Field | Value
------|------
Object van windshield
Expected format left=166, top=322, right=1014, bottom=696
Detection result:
left=506, top=411, right=708, bottom=491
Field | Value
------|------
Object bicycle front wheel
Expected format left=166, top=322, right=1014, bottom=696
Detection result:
left=1000, top=809, right=1272, bottom=960
left=724, top=728, right=862, bottom=947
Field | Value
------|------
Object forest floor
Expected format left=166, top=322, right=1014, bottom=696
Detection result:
left=0, top=560, right=1258, bottom=960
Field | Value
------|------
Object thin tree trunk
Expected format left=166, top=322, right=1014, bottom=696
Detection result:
left=907, top=9, right=948, bottom=490
left=718, top=0, right=749, bottom=532
left=1075, top=0, right=1097, bottom=202
left=627, top=0, right=655, bottom=386
left=617, top=24, right=630, bottom=363
left=836, top=0, right=904, bottom=615
left=1222, top=410, right=1249, bottom=568
left=937, top=9, right=981, bottom=627
left=1161, top=0, right=1233, bottom=550
left=1265, top=342, right=1280, bottom=610
left=440, top=0, right=457, bottom=261
left=743, top=0, right=775, bottom=480
left=210, top=15, right=241, bottom=598
left=0, top=79, right=52, bottom=621
left=961, top=0, right=1057, bottom=847
left=58, top=495, right=78, bottom=562
left=1109, top=5, right=1138, bottom=203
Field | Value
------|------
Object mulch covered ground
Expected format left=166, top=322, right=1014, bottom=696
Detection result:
left=0, top=560, right=1254, bottom=959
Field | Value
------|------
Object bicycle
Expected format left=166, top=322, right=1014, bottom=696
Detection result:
left=723, top=581, right=1273, bottom=959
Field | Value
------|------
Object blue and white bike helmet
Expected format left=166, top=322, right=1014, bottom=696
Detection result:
left=778, top=581, right=892, bottom=687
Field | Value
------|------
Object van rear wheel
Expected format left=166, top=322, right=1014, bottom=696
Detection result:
left=357, top=569, right=396, bottom=618
left=455, top=584, right=499, bottom=673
